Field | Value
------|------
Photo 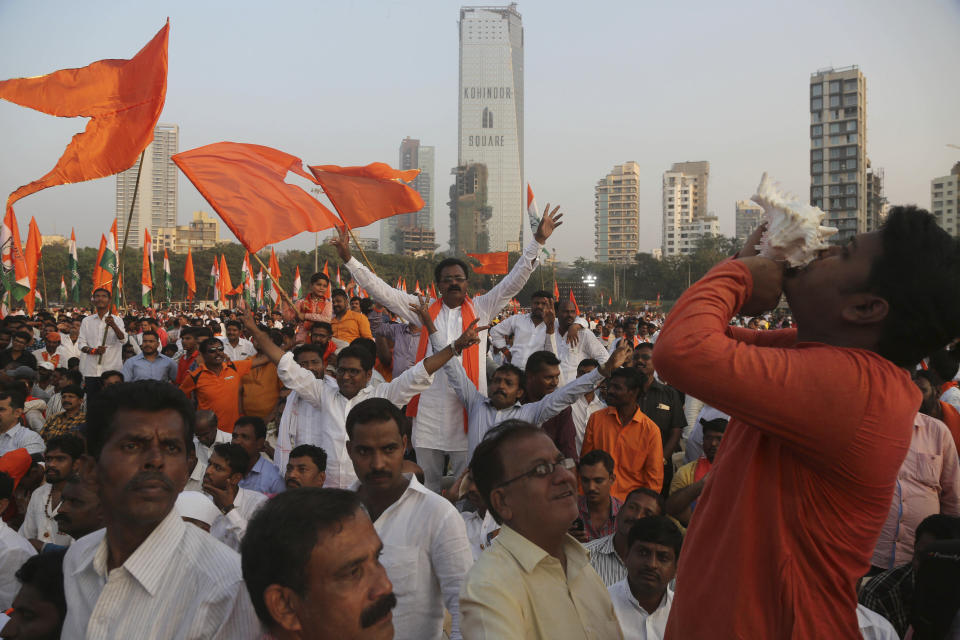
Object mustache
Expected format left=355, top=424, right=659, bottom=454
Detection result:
left=54, top=513, right=70, bottom=525
left=285, top=478, right=300, bottom=488
left=360, top=592, right=397, bottom=628
left=127, top=471, right=175, bottom=494
left=364, top=471, right=392, bottom=481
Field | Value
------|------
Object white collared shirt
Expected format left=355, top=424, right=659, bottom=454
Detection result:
left=19, top=482, right=72, bottom=547
left=77, top=312, right=126, bottom=377
left=0, top=519, right=36, bottom=609
left=608, top=579, right=673, bottom=640
left=571, top=394, right=607, bottom=454
left=219, top=337, right=256, bottom=362
left=62, top=508, right=260, bottom=640
left=0, top=424, right=43, bottom=456
left=345, top=238, right=543, bottom=452
left=351, top=474, right=473, bottom=640
left=208, top=487, right=268, bottom=551
left=546, top=322, right=610, bottom=386
left=58, top=333, right=82, bottom=361
left=275, top=352, right=433, bottom=487
left=489, top=312, right=551, bottom=370
left=433, top=332, right=604, bottom=458
left=460, top=509, right=499, bottom=562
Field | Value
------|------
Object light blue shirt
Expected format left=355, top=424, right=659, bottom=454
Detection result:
left=121, top=352, right=177, bottom=383
left=238, top=456, right=285, bottom=495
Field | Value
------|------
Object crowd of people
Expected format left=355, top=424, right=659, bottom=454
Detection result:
left=0, top=206, right=958, bottom=639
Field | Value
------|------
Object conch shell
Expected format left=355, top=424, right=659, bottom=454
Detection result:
left=750, top=173, right=838, bottom=267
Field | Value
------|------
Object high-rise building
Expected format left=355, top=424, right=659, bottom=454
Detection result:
left=116, top=123, right=179, bottom=248
left=381, top=137, right=436, bottom=255
left=594, top=162, right=640, bottom=263
left=865, top=164, right=888, bottom=232
left=735, top=200, right=764, bottom=243
left=809, top=66, right=867, bottom=244
left=931, top=162, right=960, bottom=237
left=154, top=211, right=221, bottom=255
left=662, top=161, right=716, bottom=257
left=449, top=163, right=492, bottom=254
left=454, top=4, right=523, bottom=253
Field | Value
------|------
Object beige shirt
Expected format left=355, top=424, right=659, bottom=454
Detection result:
left=460, top=525, right=623, bottom=640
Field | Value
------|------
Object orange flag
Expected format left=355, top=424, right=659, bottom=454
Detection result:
left=553, top=280, right=560, bottom=299
left=569, top=290, right=581, bottom=316
left=172, top=142, right=341, bottom=253
left=23, top=218, right=42, bottom=314
left=308, top=163, right=424, bottom=229
left=0, top=22, right=168, bottom=221
left=322, top=260, right=329, bottom=277
left=184, top=248, right=196, bottom=300
left=219, top=255, right=233, bottom=303
left=467, top=251, right=509, bottom=275
left=268, top=248, right=282, bottom=306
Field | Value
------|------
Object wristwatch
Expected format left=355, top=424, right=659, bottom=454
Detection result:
left=220, top=504, right=234, bottom=515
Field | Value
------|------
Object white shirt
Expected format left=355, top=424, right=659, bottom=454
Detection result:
left=351, top=474, right=473, bottom=640
left=856, top=604, right=899, bottom=640
left=219, top=337, right=256, bottom=362
left=19, top=482, right=73, bottom=547
left=62, top=508, right=261, bottom=640
left=571, top=393, right=607, bottom=454
left=489, top=313, right=551, bottom=370
left=59, top=333, right=82, bottom=361
left=941, top=386, right=960, bottom=414
left=0, top=424, right=43, bottom=456
left=460, top=509, right=499, bottom=562
left=0, top=519, right=36, bottom=609
left=608, top=579, right=672, bottom=640
left=275, top=352, right=433, bottom=488
left=434, top=332, right=605, bottom=458
left=77, top=312, right=126, bottom=377
left=345, top=238, right=542, bottom=452
left=546, top=322, right=610, bottom=386
left=32, top=346, right=71, bottom=368
left=190, top=431, right=232, bottom=487
left=208, top=487, right=268, bottom=552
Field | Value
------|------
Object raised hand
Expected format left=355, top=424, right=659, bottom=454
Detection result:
left=534, top=203, right=564, bottom=244
left=601, top=338, right=633, bottom=376
left=543, top=305, right=556, bottom=334
left=330, top=225, right=352, bottom=263
left=454, top=319, right=485, bottom=353
left=565, top=322, right=581, bottom=347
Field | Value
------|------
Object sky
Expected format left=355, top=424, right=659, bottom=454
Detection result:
left=1, top=0, right=958, bottom=261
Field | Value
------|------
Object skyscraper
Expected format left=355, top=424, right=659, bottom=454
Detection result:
left=449, top=163, right=491, bottom=254
left=594, top=162, right=640, bottom=263
left=931, top=162, right=960, bottom=237
left=735, top=200, right=764, bottom=243
left=116, top=123, right=179, bottom=249
left=662, top=161, right=716, bottom=257
left=381, top=137, right=436, bottom=255
left=454, top=4, right=523, bottom=254
left=809, top=66, right=867, bottom=244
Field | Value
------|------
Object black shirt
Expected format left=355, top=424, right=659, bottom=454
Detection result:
left=640, top=379, right=685, bottom=446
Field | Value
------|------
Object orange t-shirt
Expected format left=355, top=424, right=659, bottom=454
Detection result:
left=331, top=310, right=372, bottom=343
left=654, top=260, right=919, bottom=640
left=939, top=401, right=960, bottom=453
left=179, top=360, right=254, bottom=433
left=241, top=362, right=283, bottom=419
left=581, top=406, right=663, bottom=500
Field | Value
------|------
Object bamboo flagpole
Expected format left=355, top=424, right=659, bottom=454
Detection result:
left=251, top=252, right=297, bottom=310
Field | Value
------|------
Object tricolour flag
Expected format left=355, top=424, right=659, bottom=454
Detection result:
left=68, top=228, right=79, bottom=303
left=293, top=266, right=303, bottom=300
left=268, top=248, right=281, bottom=307
left=241, top=254, right=255, bottom=309
left=141, top=242, right=153, bottom=307
left=209, top=259, right=220, bottom=302
left=59, top=276, right=67, bottom=302
left=163, top=249, right=171, bottom=302
left=255, top=268, right=264, bottom=306
left=0, top=207, right=30, bottom=303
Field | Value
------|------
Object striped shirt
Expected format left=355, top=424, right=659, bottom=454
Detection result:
left=584, top=533, right=626, bottom=587
left=62, top=508, right=261, bottom=639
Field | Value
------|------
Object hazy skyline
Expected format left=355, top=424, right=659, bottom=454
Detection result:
left=1, top=0, right=958, bottom=261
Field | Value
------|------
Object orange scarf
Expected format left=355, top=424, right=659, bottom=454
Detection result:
left=694, top=457, right=712, bottom=483
left=941, top=380, right=958, bottom=394
left=406, top=297, right=477, bottom=432
left=40, top=352, right=60, bottom=368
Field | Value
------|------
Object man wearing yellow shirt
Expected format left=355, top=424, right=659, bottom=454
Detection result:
left=330, top=288, right=373, bottom=343
left=461, top=420, right=623, bottom=639
left=666, top=412, right=727, bottom=527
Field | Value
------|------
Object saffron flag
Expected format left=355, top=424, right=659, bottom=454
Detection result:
left=219, top=255, right=233, bottom=304
left=100, top=221, right=118, bottom=280
left=24, top=217, right=42, bottom=314
left=163, top=249, right=171, bottom=303
left=322, top=261, right=329, bottom=277
left=172, top=142, right=340, bottom=253
left=414, top=280, right=421, bottom=295
left=92, top=235, right=109, bottom=292
left=141, top=243, right=153, bottom=307
left=59, top=276, right=67, bottom=302
left=570, top=290, right=581, bottom=316
left=184, top=248, right=196, bottom=301
left=293, top=266, right=303, bottom=300
left=335, top=265, right=342, bottom=288
left=268, top=248, right=282, bottom=307
left=308, top=162, right=423, bottom=229
left=0, top=22, right=168, bottom=221
left=467, top=251, right=509, bottom=275
left=428, top=283, right=437, bottom=300
left=68, top=228, right=80, bottom=303
left=0, top=208, right=30, bottom=302
left=144, top=228, right=155, bottom=281
left=553, top=280, right=559, bottom=299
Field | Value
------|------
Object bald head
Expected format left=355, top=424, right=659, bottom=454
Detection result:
left=194, top=410, right=218, bottom=447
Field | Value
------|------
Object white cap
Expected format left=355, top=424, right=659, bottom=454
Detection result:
left=175, top=491, right=221, bottom=526
left=38, top=361, right=55, bottom=371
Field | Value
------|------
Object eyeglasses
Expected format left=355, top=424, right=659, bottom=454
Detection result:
left=204, top=346, right=224, bottom=353
left=496, top=457, right=575, bottom=489
left=440, top=276, right=467, bottom=284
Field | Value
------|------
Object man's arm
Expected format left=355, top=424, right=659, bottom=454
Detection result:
left=357, top=313, right=373, bottom=340
left=430, top=509, right=474, bottom=640
left=460, top=576, right=527, bottom=640
left=121, top=358, right=135, bottom=382
left=429, top=333, right=483, bottom=407
left=474, top=206, right=563, bottom=320
left=237, top=309, right=284, bottom=365
left=665, top=464, right=704, bottom=522
left=331, top=227, right=420, bottom=325
left=488, top=315, right=515, bottom=351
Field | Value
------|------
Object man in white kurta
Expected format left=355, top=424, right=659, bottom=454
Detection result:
left=336, top=209, right=562, bottom=490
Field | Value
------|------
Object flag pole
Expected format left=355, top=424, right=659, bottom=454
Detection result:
left=99, top=149, right=145, bottom=363
left=251, top=252, right=297, bottom=310
left=342, top=222, right=377, bottom=274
